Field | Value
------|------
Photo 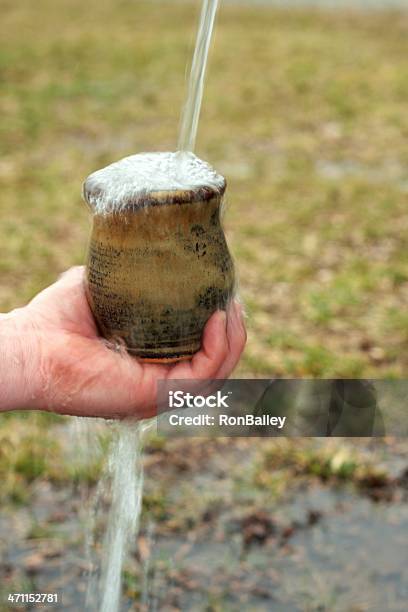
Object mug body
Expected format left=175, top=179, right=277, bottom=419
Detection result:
left=85, top=189, right=234, bottom=362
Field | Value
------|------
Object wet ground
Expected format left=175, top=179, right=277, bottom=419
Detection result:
left=0, top=437, right=407, bottom=611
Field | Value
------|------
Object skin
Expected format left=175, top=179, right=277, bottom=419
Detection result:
left=0, top=266, right=246, bottom=419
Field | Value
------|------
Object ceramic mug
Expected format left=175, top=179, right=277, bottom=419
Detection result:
left=84, top=180, right=234, bottom=362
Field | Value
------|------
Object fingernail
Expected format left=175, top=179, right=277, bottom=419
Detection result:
left=233, top=301, right=247, bottom=342
left=219, top=309, right=227, bottom=329
left=234, top=301, right=245, bottom=322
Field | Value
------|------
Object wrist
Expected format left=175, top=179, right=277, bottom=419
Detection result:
left=0, top=308, right=42, bottom=411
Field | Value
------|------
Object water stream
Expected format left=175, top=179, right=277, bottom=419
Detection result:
left=83, top=2, right=220, bottom=610
left=178, top=0, right=219, bottom=152
left=98, top=423, right=144, bottom=612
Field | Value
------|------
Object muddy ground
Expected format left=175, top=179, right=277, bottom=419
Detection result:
left=1, top=436, right=407, bottom=611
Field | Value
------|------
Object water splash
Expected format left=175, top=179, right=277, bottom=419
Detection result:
left=178, top=0, right=219, bottom=152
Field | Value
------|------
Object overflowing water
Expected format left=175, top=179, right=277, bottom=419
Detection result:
left=83, top=151, right=225, bottom=213
left=178, top=0, right=219, bottom=152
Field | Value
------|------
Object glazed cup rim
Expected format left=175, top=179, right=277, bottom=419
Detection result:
left=83, top=181, right=226, bottom=212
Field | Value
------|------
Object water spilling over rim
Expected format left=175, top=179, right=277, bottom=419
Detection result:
left=83, top=151, right=226, bottom=214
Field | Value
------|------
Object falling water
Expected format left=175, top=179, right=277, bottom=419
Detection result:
left=81, top=2, right=221, bottom=611
left=178, top=0, right=219, bottom=152
left=99, top=423, right=144, bottom=612
left=82, top=419, right=153, bottom=612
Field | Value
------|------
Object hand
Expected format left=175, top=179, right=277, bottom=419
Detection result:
left=2, top=267, right=246, bottom=419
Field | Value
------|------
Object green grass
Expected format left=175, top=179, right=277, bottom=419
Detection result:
left=0, top=1, right=407, bottom=498
left=255, top=439, right=389, bottom=489
left=0, top=414, right=106, bottom=504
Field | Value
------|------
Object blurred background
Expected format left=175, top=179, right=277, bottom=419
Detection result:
left=0, top=0, right=407, bottom=610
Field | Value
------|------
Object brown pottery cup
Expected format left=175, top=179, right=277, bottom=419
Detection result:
left=83, top=179, right=235, bottom=362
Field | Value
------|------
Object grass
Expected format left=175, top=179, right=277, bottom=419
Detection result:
left=0, top=1, right=407, bottom=500
left=0, top=414, right=105, bottom=504
left=254, top=438, right=391, bottom=495
left=0, top=0, right=407, bottom=378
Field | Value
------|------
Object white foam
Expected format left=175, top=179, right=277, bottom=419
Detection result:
left=83, top=151, right=225, bottom=214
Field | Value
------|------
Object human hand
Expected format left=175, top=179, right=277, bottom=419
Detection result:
left=0, top=267, right=246, bottom=419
